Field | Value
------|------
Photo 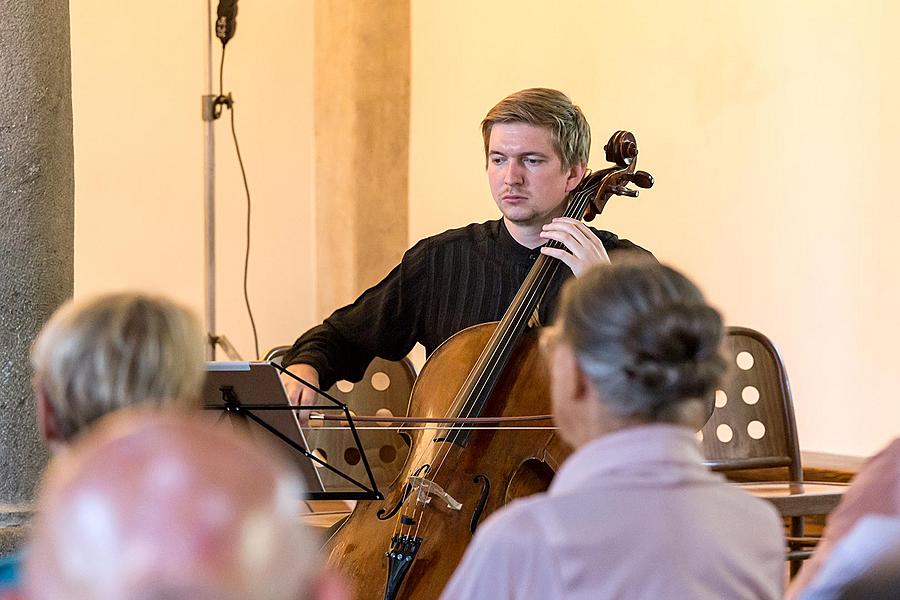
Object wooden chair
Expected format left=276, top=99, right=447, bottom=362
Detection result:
left=698, top=326, right=848, bottom=574
left=266, top=346, right=415, bottom=496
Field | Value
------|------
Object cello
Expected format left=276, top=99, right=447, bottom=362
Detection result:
left=323, top=131, right=654, bottom=599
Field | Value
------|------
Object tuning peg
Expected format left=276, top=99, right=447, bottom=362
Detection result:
left=610, top=185, right=639, bottom=198
left=630, top=170, right=654, bottom=189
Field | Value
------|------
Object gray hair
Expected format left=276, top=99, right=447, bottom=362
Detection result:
left=30, top=293, right=206, bottom=441
left=481, top=88, right=591, bottom=171
left=556, top=260, right=726, bottom=422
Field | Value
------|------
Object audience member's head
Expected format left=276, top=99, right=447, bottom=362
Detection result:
left=545, top=259, right=726, bottom=447
left=24, top=410, right=346, bottom=600
left=30, top=293, right=206, bottom=446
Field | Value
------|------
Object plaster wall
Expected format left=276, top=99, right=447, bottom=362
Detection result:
left=70, top=1, right=316, bottom=358
left=410, top=0, right=900, bottom=457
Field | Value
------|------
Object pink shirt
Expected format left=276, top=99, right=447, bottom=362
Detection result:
left=441, top=425, right=784, bottom=600
left=786, top=438, right=900, bottom=599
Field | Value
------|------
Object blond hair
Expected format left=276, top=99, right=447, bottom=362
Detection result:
left=30, top=293, right=206, bottom=442
left=481, top=88, right=591, bottom=171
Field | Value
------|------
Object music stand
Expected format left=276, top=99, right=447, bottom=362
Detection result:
left=202, top=361, right=383, bottom=500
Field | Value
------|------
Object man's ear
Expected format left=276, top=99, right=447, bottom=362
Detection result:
left=35, top=384, right=61, bottom=445
left=564, top=162, right=588, bottom=193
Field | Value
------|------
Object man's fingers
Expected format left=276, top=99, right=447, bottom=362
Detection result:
left=281, top=375, right=302, bottom=405
left=299, top=385, right=319, bottom=406
left=539, top=229, right=585, bottom=257
left=296, top=386, right=320, bottom=425
left=543, top=219, right=601, bottom=250
left=540, top=245, right=577, bottom=270
left=281, top=364, right=320, bottom=425
left=541, top=218, right=611, bottom=277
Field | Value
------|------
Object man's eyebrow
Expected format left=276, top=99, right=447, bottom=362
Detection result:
left=488, top=150, right=551, bottom=158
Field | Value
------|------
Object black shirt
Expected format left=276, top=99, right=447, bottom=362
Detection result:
left=282, top=218, right=651, bottom=389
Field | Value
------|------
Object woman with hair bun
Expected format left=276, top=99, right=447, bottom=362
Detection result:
left=442, top=260, right=785, bottom=600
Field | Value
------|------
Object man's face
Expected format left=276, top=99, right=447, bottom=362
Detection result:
left=487, top=122, right=584, bottom=228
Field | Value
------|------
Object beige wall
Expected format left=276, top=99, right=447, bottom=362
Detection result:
left=70, top=1, right=900, bottom=457
left=410, top=0, right=900, bottom=456
left=70, top=1, right=315, bottom=359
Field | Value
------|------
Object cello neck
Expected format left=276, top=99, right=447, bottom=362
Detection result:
left=444, top=129, right=647, bottom=447
left=444, top=180, right=603, bottom=447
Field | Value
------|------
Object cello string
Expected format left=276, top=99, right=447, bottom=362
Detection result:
left=437, top=181, right=599, bottom=429
left=393, top=166, right=629, bottom=557
left=444, top=178, right=603, bottom=424
left=426, top=181, right=601, bottom=475
left=308, top=426, right=556, bottom=430
left=438, top=180, right=600, bottom=437
left=393, top=223, right=563, bottom=493
left=393, top=219, right=572, bottom=541
left=389, top=250, right=561, bottom=539
left=392, top=174, right=608, bottom=535
left=425, top=183, right=601, bottom=480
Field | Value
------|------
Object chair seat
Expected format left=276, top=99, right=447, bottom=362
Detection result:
left=738, top=481, right=848, bottom=517
left=300, top=500, right=353, bottom=531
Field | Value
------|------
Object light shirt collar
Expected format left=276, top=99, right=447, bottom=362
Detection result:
left=550, top=423, right=720, bottom=496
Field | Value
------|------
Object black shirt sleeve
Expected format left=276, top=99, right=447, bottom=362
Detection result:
left=282, top=222, right=654, bottom=389
left=281, top=238, right=431, bottom=389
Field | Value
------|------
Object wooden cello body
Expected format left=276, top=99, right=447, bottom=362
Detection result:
left=324, top=132, right=653, bottom=599
left=325, top=324, right=566, bottom=599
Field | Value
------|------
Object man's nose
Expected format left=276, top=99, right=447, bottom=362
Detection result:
left=504, top=160, right=525, bottom=185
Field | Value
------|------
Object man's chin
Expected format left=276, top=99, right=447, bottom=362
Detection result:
left=501, top=210, right=541, bottom=227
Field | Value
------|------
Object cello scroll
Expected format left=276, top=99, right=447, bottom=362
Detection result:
left=582, top=130, right=655, bottom=221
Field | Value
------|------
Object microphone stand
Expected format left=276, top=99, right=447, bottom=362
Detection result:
left=201, top=0, right=239, bottom=360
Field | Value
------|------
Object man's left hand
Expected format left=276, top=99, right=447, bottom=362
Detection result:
left=539, top=217, right=610, bottom=278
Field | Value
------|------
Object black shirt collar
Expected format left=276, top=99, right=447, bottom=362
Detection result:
left=495, top=218, right=540, bottom=262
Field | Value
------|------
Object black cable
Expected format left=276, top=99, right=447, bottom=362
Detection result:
left=219, top=44, right=259, bottom=359
left=219, top=45, right=226, bottom=97
left=229, top=104, right=260, bottom=360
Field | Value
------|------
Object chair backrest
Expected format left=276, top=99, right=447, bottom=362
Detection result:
left=264, top=346, right=415, bottom=491
left=699, top=326, right=803, bottom=481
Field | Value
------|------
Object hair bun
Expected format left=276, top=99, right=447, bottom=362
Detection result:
left=625, top=304, right=725, bottom=403
left=558, top=260, right=726, bottom=421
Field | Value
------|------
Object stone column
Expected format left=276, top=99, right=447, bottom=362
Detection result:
left=314, top=0, right=410, bottom=316
left=0, top=0, right=75, bottom=553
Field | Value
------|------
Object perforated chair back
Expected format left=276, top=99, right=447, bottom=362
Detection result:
left=700, top=326, right=803, bottom=482
left=265, top=346, right=415, bottom=492
left=700, top=328, right=845, bottom=576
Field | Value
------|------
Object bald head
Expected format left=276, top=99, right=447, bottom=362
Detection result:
left=24, top=411, right=318, bottom=600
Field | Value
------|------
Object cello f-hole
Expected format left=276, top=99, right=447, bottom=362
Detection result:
left=470, top=474, right=491, bottom=533
left=376, top=463, right=430, bottom=520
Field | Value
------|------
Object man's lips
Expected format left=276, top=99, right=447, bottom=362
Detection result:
left=502, top=194, right=527, bottom=202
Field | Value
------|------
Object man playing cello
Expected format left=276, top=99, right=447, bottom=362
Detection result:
left=281, top=88, right=651, bottom=402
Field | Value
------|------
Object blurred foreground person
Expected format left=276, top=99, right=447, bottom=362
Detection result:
left=834, top=540, right=900, bottom=600
left=0, top=293, right=208, bottom=594
left=787, top=438, right=900, bottom=600
left=442, top=261, right=784, bottom=599
left=30, top=292, right=207, bottom=449
left=23, top=411, right=348, bottom=600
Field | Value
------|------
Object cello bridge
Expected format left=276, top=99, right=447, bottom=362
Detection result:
left=408, top=476, right=462, bottom=511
